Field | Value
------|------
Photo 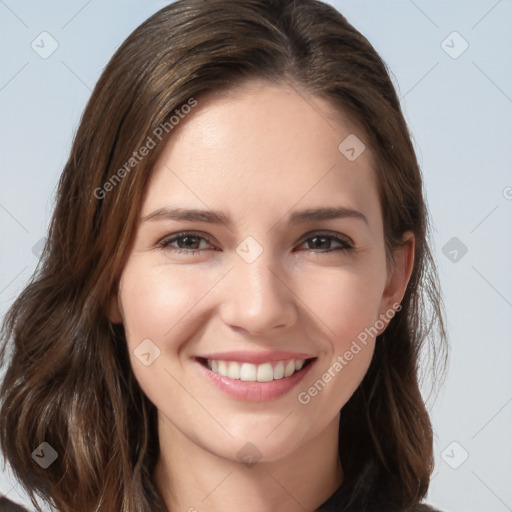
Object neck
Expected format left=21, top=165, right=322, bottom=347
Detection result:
left=153, top=413, right=343, bottom=512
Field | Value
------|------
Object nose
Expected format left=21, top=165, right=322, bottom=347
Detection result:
left=218, top=251, right=298, bottom=336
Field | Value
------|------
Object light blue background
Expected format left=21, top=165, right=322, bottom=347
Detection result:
left=1, top=1, right=511, bottom=511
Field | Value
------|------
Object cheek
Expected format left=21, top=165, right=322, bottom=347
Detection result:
left=117, top=260, right=218, bottom=349
left=295, top=267, right=380, bottom=414
left=297, top=259, right=386, bottom=346
left=117, top=261, right=217, bottom=410
left=293, top=258, right=385, bottom=407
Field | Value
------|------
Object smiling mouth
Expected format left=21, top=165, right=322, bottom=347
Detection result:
left=196, top=357, right=316, bottom=382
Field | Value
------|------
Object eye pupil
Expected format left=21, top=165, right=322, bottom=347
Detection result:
left=309, top=236, right=330, bottom=250
left=179, top=236, right=200, bottom=249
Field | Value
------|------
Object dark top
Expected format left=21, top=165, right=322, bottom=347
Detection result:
left=1, top=461, right=443, bottom=512
left=316, top=481, right=441, bottom=512
left=0, top=498, right=29, bottom=512
left=316, top=459, right=442, bottom=512
left=0, top=495, right=442, bottom=512
left=0, top=495, right=443, bottom=512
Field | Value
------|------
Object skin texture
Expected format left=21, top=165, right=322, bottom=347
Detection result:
left=110, top=80, right=415, bottom=512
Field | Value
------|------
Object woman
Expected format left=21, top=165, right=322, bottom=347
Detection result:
left=0, top=0, right=447, bottom=511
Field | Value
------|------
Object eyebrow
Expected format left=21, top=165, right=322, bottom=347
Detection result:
left=141, top=206, right=368, bottom=226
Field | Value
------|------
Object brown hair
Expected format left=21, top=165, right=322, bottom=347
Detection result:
left=0, top=1, right=447, bottom=511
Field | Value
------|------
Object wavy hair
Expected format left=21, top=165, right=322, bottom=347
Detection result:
left=0, top=1, right=447, bottom=511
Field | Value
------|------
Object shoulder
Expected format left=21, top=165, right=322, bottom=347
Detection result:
left=0, top=497, right=31, bottom=512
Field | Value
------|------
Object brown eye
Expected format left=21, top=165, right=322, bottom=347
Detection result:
left=298, top=232, right=353, bottom=252
left=158, top=232, right=215, bottom=254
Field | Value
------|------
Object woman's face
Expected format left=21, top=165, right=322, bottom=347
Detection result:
left=112, top=80, right=413, bottom=463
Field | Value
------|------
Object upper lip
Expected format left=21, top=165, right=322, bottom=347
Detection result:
left=196, top=350, right=316, bottom=365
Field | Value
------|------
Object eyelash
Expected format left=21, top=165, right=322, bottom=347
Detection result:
left=157, top=231, right=354, bottom=255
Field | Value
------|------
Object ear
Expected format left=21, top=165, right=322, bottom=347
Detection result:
left=378, top=231, right=415, bottom=323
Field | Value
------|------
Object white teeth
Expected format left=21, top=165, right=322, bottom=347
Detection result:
left=273, top=361, right=284, bottom=379
left=217, top=360, right=229, bottom=377
left=284, top=360, right=296, bottom=377
left=257, top=363, right=274, bottom=382
left=207, top=358, right=308, bottom=382
left=240, top=363, right=257, bottom=381
left=228, top=361, right=241, bottom=379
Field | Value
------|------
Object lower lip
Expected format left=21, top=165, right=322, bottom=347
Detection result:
left=194, top=359, right=316, bottom=401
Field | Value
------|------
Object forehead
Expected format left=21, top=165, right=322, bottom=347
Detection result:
left=143, top=80, right=381, bottom=230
